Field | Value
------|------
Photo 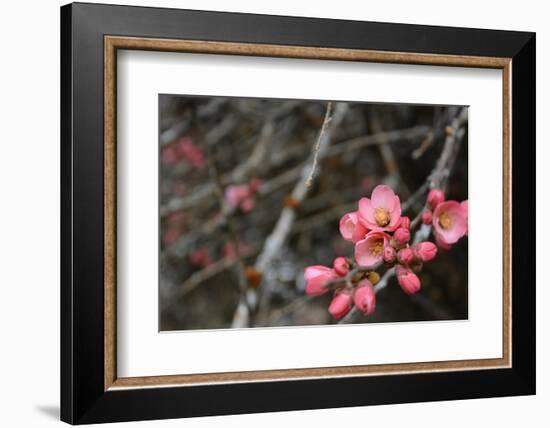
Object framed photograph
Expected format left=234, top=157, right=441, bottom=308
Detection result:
left=61, top=2, right=535, bottom=424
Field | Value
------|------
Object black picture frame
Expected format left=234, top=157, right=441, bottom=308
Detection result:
left=61, top=2, right=535, bottom=424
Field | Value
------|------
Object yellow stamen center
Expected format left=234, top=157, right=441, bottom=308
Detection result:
left=374, top=208, right=390, bottom=227
left=370, top=240, right=384, bottom=256
left=439, top=212, right=453, bottom=230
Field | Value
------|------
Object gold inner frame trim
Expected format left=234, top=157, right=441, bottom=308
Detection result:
left=104, top=35, right=512, bottom=391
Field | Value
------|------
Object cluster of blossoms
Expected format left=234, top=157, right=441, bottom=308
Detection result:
left=225, top=178, right=262, bottom=213
left=304, top=184, right=468, bottom=321
left=161, top=136, right=206, bottom=168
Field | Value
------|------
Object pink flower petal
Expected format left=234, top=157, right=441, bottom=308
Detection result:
left=371, top=185, right=397, bottom=212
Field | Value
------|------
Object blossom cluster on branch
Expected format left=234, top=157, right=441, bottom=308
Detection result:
left=304, top=184, right=468, bottom=320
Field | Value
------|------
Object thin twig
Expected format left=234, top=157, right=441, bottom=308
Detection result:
left=306, top=102, right=333, bottom=188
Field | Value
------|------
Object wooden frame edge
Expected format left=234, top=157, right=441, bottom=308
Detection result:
left=103, top=35, right=513, bottom=391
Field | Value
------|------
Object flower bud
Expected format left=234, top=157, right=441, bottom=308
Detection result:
left=383, top=246, right=396, bottom=263
left=395, top=265, right=421, bottom=295
left=304, top=265, right=338, bottom=296
left=354, top=279, right=376, bottom=315
left=421, top=210, right=433, bottom=225
left=332, top=257, right=350, bottom=276
left=397, top=247, right=415, bottom=265
left=393, top=227, right=410, bottom=245
left=328, top=291, right=353, bottom=320
left=400, top=216, right=411, bottom=229
left=414, top=241, right=438, bottom=262
left=427, top=188, right=445, bottom=210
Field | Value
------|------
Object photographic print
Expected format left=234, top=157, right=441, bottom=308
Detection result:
left=159, top=95, right=468, bottom=331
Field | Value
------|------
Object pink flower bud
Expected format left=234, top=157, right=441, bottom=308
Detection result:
left=421, top=210, right=433, bottom=225
left=397, top=247, right=415, bottom=265
left=383, top=246, right=396, bottom=263
left=332, top=257, right=350, bottom=276
left=427, top=188, right=445, bottom=210
left=328, top=291, right=353, bottom=320
left=304, top=265, right=338, bottom=296
left=354, top=279, right=376, bottom=315
left=395, top=265, right=421, bottom=295
left=393, top=227, right=410, bottom=245
left=400, top=216, right=411, bottom=229
left=414, top=241, right=438, bottom=262
left=248, top=178, right=262, bottom=193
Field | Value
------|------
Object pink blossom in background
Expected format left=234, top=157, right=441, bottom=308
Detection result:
left=189, top=247, right=213, bottom=268
left=225, top=184, right=250, bottom=208
left=304, top=265, right=338, bottom=296
left=175, top=136, right=205, bottom=168
left=166, top=211, right=185, bottom=226
left=355, top=231, right=390, bottom=267
left=162, top=228, right=180, bottom=246
left=161, top=145, right=178, bottom=165
left=339, top=211, right=369, bottom=242
left=395, top=265, right=421, bottom=295
left=223, top=241, right=252, bottom=259
left=161, top=136, right=206, bottom=168
left=328, top=291, right=353, bottom=320
left=354, top=279, right=376, bottom=315
left=400, top=216, right=411, bottom=229
left=427, top=188, right=445, bottom=210
left=358, top=185, right=402, bottom=232
left=239, top=196, right=255, bottom=213
left=432, top=200, right=468, bottom=246
left=224, top=179, right=261, bottom=213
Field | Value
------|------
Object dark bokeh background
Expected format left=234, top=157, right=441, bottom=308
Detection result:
left=159, top=95, right=468, bottom=331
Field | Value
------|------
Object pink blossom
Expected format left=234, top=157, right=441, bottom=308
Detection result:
left=358, top=185, right=402, bottom=232
left=395, top=265, right=421, bottom=295
left=355, top=231, right=390, bottom=267
left=161, top=145, right=178, bottom=165
left=414, top=241, right=438, bottom=262
left=383, top=246, right=397, bottom=263
left=175, top=137, right=205, bottom=168
left=189, top=248, right=212, bottom=267
left=354, top=279, right=376, bottom=315
left=393, top=227, right=410, bottom=245
left=427, top=188, right=445, bottom=210
left=328, top=291, right=353, bottom=320
left=223, top=241, right=251, bottom=259
left=461, top=200, right=469, bottom=235
left=239, top=196, right=255, bottom=213
left=248, top=178, right=262, bottom=193
left=432, top=200, right=468, bottom=246
left=397, top=247, right=415, bottom=265
left=162, top=228, right=179, bottom=246
left=225, top=184, right=255, bottom=212
left=400, top=216, right=411, bottom=229
left=304, top=265, right=338, bottom=296
left=339, top=211, right=369, bottom=242
left=422, top=210, right=433, bottom=225
left=332, top=257, right=350, bottom=276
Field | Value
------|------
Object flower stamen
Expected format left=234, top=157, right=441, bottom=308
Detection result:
left=374, top=208, right=390, bottom=227
left=439, top=212, right=453, bottom=230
